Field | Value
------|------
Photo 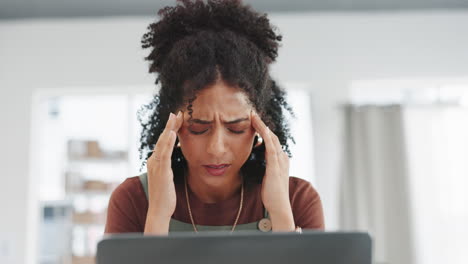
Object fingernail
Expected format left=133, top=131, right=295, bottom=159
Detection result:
left=177, top=111, right=182, bottom=118
left=169, top=112, right=175, bottom=120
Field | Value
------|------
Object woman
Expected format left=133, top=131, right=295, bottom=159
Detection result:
left=105, top=0, right=324, bottom=235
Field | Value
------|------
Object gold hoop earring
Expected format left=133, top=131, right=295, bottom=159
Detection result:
left=254, top=133, right=263, bottom=148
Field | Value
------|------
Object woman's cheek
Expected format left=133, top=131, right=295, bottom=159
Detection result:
left=235, top=133, right=254, bottom=154
left=178, top=129, right=197, bottom=162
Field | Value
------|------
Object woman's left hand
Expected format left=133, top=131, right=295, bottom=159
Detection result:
left=251, top=111, right=295, bottom=231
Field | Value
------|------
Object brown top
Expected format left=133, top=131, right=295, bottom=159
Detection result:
left=104, top=176, right=325, bottom=233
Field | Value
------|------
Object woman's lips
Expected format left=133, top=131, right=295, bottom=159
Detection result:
left=203, top=164, right=231, bottom=176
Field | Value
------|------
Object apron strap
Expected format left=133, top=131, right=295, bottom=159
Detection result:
left=263, top=206, right=269, bottom=219
left=139, top=172, right=149, bottom=199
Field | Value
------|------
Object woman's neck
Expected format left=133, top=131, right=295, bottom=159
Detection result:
left=185, top=169, right=243, bottom=204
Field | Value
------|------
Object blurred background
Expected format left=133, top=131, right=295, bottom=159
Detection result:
left=1, top=0, right=468, bottom=264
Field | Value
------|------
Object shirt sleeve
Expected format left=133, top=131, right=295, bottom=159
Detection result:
left=290, top=177, right=325, bottom=230
left=104, top=179, right=143, bottom=234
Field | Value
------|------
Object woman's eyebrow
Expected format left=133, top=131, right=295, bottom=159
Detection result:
left=225, top=117, right=249, bottom=124
left=191, top=117, right=249, bottom=125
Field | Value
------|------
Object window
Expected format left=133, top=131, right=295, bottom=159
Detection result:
left=350, top=79, right=468, bottom=264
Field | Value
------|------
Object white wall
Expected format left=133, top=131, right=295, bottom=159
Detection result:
left=1, top=11, right=468, bottom=263
left=269, top=10, right=468, bottom=232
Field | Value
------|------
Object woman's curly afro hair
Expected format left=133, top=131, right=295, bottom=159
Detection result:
left=138, top=0, right=295, bottom=185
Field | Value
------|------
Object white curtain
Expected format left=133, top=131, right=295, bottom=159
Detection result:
left=404, top=105, right=468, bottom=264
left=339, top=105, right=415, bottom=264
left=340, top=104, right=468, bottom=264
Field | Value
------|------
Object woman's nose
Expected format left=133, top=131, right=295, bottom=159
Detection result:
left=206, top=129, right=227, bottom=157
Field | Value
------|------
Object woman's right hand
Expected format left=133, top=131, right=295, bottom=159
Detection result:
left=144, top=111, right=183, bottom=235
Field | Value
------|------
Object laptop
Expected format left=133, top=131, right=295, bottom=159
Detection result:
left=97, top=231, right=372, bottom=264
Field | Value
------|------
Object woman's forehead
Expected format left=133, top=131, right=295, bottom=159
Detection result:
left=187, top=82, right=252, bottom=118
left=186, top=105, right=251, bottom=122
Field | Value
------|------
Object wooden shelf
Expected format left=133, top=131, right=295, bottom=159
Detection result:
left=66, top=139, right=129, bottom=258
left=83, top=180, right=117, bottom=191
left=72, top=255, right=95, bottom=264
left=73, top=211, right=106, bottom=225
left=67, top=139, right=127, bottom=161
left=66, top=179, right=119, bottom=195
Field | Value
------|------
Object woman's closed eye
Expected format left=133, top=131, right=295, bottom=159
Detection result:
left=228, top=128, right=245, bottom=134
left=188, top=128, right=208, bottom=135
